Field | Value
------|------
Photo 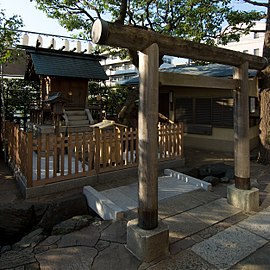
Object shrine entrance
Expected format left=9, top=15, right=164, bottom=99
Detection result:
left=91, top=19, right=268, bottom=261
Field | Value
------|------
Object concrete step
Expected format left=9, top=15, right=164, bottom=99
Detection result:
left=65, top=110, right=86, bottom=116
left=65, top=126, right=92, bottom=133
left=68, top=115, right=88, bottom=121
left=68, top=120, right=89, bottom=126
left=83, top=170, right=210, bottom=221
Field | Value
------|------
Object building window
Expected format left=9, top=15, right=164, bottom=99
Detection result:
left=175, top=97, right=234, bottom=129
left=254, top=48, right=260, bottom=56
left=254, top=32, right=260, bottom=39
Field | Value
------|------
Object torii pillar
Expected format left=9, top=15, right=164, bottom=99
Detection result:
left=227, top=62, right=259, bottom=212
left=126, top=43, right=169, bottom=262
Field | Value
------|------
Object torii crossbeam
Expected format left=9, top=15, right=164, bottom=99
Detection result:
left=91, top=19, right=267, bottom=258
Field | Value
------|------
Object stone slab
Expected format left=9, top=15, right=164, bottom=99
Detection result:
left=58, top=224, right=100, bottom=248
left=163, top=212, right=209, bottom=243
left=158, top=193, right=204, bottom=219
left=147, top=249, right=217, bottom=270
left=158, top=176, right=199, bottom=200
left=85, top=173, right=202, bottom=221
left=101, top=188, right=137, bottom=210
left=116, top=183, right=138, bottom=201
left=83, top=186, right=124, bottom=220
left=126, top=219, right=169, bottom=262
left=237, top=205, right=270, bottom=240
left=191, top=226, right=267, bottom=270
left=189, top=189, right=221, bottom=204
left=36, top=246, right=97, bottom=270
left=231, top=242, right=270, bottom=270
left=227, top=184, right=259, bottom=212
left=164, top=169, right=212, bottom=191
left=0, top=249, right=36, bottom=269
left=100, top=220, right=127, bottom=244
left=92, top=242, right=140, bottom=270
left=188, top=198, right=242, bottom=225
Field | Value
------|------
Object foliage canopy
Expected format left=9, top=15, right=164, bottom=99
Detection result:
left=32, top=0, right=263, bottom=46
left=0, top=10, right=23, bottom=64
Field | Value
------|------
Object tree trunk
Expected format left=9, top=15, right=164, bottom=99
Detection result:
left=258, top=89, right=270, bottom=163
left=258, top=1, right=270, bottom=164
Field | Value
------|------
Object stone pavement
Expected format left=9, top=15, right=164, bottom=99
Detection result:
left=1, top=148, right=270, bottom=269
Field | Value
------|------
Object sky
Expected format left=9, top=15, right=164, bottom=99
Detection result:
left=0, top=0, right=89, bottom=50
left=1, top=0, right=265, bottom=35
left=0, top=0, right=266, bottom=50
left=0, top=0, right=70, bottom=36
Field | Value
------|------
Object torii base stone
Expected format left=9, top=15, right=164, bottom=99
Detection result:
left=126, top=219, right=169, bottom=262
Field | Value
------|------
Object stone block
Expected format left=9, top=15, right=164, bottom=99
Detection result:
left=227, top=184, right=259, bottom=212
left=126, top=219, right=169, bottom=262
left=237, top=205, right=270, bottom=240
left=191, top=226, right=267, bottom=269
left=83, top=186, right=124, bottom=220
left=164, top=169, right=212, bottom=191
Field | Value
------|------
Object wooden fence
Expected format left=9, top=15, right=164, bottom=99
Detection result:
left=4, top=121, right=183, bottom=188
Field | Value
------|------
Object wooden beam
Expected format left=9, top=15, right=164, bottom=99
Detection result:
left=138, top=43, right=159, bottom=230
left=91, top=19, right=268, bottom=70
left=159, top=72, right=239, bottom=90
left=233, top=62, right=250, bottom=190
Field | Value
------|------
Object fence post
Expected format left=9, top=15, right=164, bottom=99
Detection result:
left=27, top=131, right=33, bottom=187
left=180, top=122, right=184, bottom=158
left=95, top=127, right=100, bottom=174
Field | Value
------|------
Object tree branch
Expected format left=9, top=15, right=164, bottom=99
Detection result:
left=145, top=1, right=154, bottom=30
left=242, top=0, right=268, bottom=7
left=74, top=3, right=95, bottom=22
left=115, top=0, right=128, bottom=24
left=82, top=0, right=102, bottom=20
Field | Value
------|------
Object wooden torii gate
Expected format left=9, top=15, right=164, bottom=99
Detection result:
left=92, top=19, right=268, bottom=260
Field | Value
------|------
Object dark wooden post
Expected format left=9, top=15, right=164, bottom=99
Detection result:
left=91, top=19, right=267, bottom=70
left=55, top=114, right=60, bottom=173
left=233, top=62, right=251, bottom=190
left=138, top=43, right=159, bottom=230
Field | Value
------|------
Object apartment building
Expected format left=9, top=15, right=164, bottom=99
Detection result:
left=221, top=21, right=265, bottom=56
left=100, top=53, right=174, bottom=86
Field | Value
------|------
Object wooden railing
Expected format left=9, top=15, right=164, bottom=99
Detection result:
left=3, top=121, right=183, bottom=188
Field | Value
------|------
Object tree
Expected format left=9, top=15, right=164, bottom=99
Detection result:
left=0, top=10, right=23, bottom=64
left=32, top=1, right=262, bottom=54
left=88, top=82, right=129, bottom=120
left=3, top=79, right=40, bottom=129
left=238, top=0, right=270, bottom=164
left=0, top=10, right=23, bottom=152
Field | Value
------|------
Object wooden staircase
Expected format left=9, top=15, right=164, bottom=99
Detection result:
left=63, top=108, right=94, bottom=132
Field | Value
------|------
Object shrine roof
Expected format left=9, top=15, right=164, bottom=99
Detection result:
left=19, top=45, right=108, bottom=81
left=119, top=63, right=257, bottom=86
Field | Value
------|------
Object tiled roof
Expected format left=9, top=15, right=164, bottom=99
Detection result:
left=119, top=63, right=257, bottom=86
left=23, top=46, right=108, bottom=80
left=161, top=63, right=257, bottom=77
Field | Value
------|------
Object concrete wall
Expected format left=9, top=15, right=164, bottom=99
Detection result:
left=184, top=126, right=259, bottom=152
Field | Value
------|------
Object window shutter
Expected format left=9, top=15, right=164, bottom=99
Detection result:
left=195, top=98, right=211, bottom=124
left=212, top=98, right=233, bottom=127
left=175, top=98, right=193, bottom=123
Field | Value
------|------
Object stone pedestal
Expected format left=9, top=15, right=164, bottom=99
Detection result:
left=227, top=184, right=259, bottom=212
left=126, top=219, right=169, bottom=262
